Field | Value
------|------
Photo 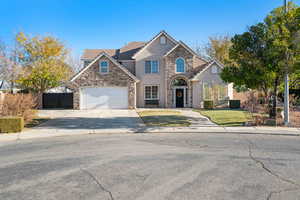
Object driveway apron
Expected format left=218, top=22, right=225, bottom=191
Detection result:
left=31, top=109, right=143, bottom=133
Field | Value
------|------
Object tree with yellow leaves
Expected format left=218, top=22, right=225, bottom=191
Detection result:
left=205, top=36, right=232, bottom=64
left=15, top=32, right=73, bottom=93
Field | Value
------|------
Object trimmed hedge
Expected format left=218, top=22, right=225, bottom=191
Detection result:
left=204, top=100, right=214, bottom=109
left=229, top=100, right=241, bottom=109
left=0, top=117, right=24, bottom=133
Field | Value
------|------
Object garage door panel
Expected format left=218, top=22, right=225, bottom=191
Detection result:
left=80, top=87, right=128, bottom=109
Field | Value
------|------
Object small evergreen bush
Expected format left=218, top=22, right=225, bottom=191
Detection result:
left=229, top=100, right=241, bottom=109
left=204, top=100, right=214, bottom=109
left=0, top=117, right=24, bottom=133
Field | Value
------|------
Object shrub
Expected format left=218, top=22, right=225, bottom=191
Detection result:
left=253, top=115, right=266, bottom=126
left=204, top=100, right=214, bottom=109
left=289, top=109, right=300, bottom=127
left=276, top=107, right=283, bottom=118
left=288, top=94, right=300, bottom=107
left=0, top=93, right=37, bottom=123
left=0, top=117, right=24, bottom=133
left=229, top=100, right=241, bottom=109
left=265, top=119, right=276, bottom=126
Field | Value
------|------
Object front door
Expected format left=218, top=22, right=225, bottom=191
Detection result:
left=176, top=89, right=184, bottom=108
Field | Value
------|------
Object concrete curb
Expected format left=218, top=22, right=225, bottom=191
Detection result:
left=0, top=127, right=299, bottom=142
left=136, top=131, right=300, bottom=137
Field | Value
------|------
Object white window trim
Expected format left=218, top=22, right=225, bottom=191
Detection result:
left=175, top=57, right=186, bottom=73
left=144, top=85, right=159, bottom=100
left=145, top=60, right=160, bottom=74
left=172, top=86, right=188, bottom=107
left=99, top=60, right=109, bottom=74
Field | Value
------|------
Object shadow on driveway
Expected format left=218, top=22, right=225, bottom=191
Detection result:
left=34, top=118, right=218, bottom=134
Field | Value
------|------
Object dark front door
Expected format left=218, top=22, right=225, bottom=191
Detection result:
left=176, top=89, right=184, bottom=108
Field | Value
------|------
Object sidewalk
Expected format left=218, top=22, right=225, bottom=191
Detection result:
left=140, top=126, right=300, bottom=136
left=0, top=126, right=299, bottom=142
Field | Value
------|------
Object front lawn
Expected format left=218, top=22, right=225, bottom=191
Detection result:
left=138, top=110, right=190, bottom=127
left=195, top=109, right=252, bottom=126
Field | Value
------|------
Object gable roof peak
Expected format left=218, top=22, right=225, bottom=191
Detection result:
left=132, top=31, right=178, bottom=59
left=191, top=60, right=224, bottom=81
left=70, top=51, right=139, bottom=82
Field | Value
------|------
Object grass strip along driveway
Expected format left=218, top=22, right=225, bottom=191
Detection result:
left=138, top=110, right=190, bottom=127
left=196, top=109, right=251, bottom=126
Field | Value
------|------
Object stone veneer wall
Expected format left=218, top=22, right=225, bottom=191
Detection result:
left=164, top=45, right=195, bottom=107
left=67, top=55, right=136, bottom=109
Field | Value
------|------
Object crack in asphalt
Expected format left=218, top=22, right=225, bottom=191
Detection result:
left=266, top=187, right=300, bottom=200
left=246, top=140, right=300, bottom=187
left=243, top=138, right=300, bottom=200
left=80, top=168, right=114, bottom=200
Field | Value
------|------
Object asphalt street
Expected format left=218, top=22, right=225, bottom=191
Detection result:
left=0, top=132, right=299, bottom=200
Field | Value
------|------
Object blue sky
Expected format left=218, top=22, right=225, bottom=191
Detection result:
left=1, top=0, right=299, bottom=57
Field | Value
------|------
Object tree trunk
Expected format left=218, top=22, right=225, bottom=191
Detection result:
left=10, top=81, right=14, bottom=94
left=35, top=92, right=43, bottom=109
left=269, top=78, right=279, bottom=119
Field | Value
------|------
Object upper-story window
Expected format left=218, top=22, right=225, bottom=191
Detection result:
left=160, top=36, right=166, bottom=44
left=83, top=60, right=91, bottom=67
left=176, top=58, right=185, bottom=73
left=99, top=61, right=109, bottom=73
left=145, top=60, right=159, bottom=74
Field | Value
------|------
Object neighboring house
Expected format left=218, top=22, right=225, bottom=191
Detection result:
left=0, top=80, right=20, bottom=93
left=68, top=31, right=233, bottom=109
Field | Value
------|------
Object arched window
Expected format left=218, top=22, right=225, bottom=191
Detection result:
left=172, top=78, right=187, bottom=86
left=176, top=58, right=185, bottom=73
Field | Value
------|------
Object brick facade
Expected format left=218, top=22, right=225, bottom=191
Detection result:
left=67, top=55, right=136, bottom=109
left=164, top=45, right=194, bottom=107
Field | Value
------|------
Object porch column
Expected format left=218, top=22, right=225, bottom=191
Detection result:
left=183, top=88, right=186, bottom=107
left=172, top=88, right=176, bottom=107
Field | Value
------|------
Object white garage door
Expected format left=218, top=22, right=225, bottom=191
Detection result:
left=80, top=87, right=128, bottom=109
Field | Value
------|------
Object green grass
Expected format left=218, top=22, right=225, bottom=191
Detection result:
left=138, top=110, right=190, bottom=127
left=195, top=109, right=252, bottom=126
left=25, top=118, right=50, bottom=128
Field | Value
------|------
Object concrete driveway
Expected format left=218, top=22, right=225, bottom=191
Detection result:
left=33, top=109, right=144, bottom=133
left=29, top=109, right=219, bottom=135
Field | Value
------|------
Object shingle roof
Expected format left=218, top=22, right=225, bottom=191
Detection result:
left=71, top=51, right=139, bottom=82
left=81, top=49, right=117, bottom=60
left=193, top=61, right=212, bottom=75
left=118, top=42, right=145, bottom=60
left=81, top=41, right=145, bottom=61
left=191, top=60, right=223, bottom=81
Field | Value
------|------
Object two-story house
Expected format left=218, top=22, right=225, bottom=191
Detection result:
left=68, top=31, right=233, bottom=109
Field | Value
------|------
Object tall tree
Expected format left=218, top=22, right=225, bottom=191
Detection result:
left=0, top=40, right=22, bottom=92
left=221, top=2, right=300, bottom=118
left=66, top=52, right=82, bottom=73
left=15, top=32, right=72, bottom=94
left=205, top=35, right=232, bottom=64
